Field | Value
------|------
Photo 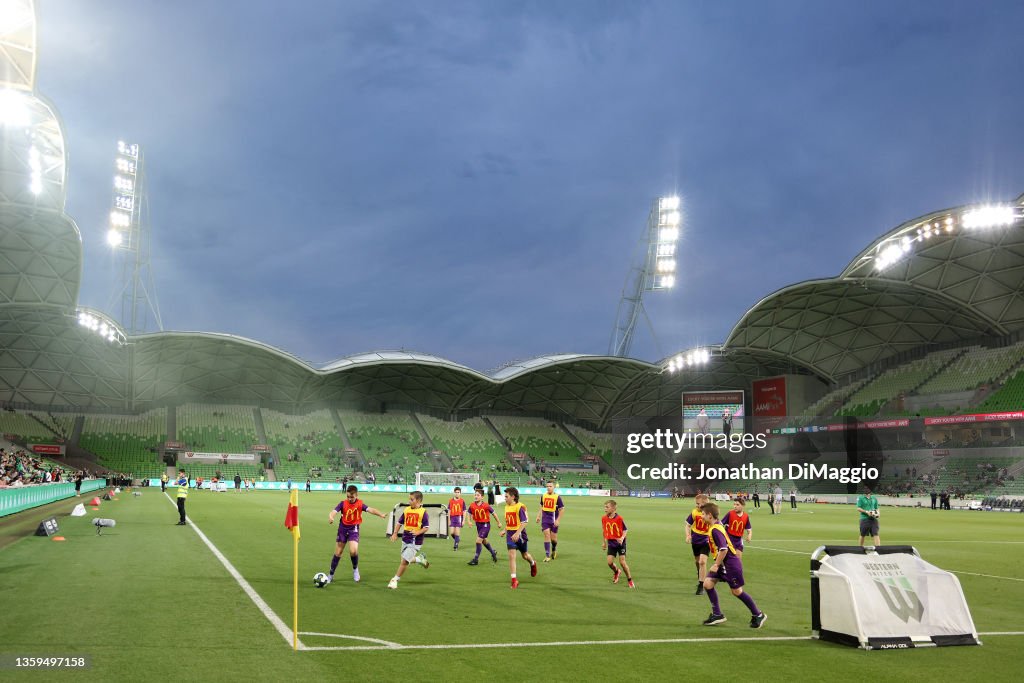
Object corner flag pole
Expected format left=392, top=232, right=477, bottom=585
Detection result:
left=285, top=487, right=301, bottom=651
left=293, top=513, right=298, bottom=651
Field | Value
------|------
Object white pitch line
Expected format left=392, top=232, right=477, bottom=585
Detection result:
left=298, top=630, right=1024, bottom=652
left=750, top=545, right=1024, bottom=583
left=164, top=492, right=302, bottom=649
left=299, top=632, right=402, bottom=647
left=298, top=635, right=812, bottom=652
left=951, top=570, right=1024, bottom=583
left=752, top=540, right=1024, bottom=545
left=745, top=545, right=807, bottom=555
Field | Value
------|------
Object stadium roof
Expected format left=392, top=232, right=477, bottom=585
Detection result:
left=721, top=192, right=1024, bottom=382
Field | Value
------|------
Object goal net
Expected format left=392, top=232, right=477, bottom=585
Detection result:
left=415, top=472, right=480, bottom=490
left=385, top=503, right=449, bottom=539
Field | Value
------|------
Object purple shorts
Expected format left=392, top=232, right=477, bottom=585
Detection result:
left=728, top=534, right=744, bottom=552
left=708, top=556, right=745, bottom=589
left=475, top=522, right=491, bottom=539
left=541, top=519, right=559, bottom=533
left=337, top=526, right=360, bottom=544
left=506, top=529, right=528, bottom=552
left=449, top=515, right=464, bottom=528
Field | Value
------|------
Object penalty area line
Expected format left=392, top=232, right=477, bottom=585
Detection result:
left=164, top=492, right=302, bottom=649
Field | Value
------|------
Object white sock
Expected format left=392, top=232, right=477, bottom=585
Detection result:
left=511, top=573, right=517, bottom=579
left=392, top=576, right=400, bottom=581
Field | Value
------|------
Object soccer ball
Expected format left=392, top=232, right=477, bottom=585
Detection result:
left=870, top=510, right=880, bottom=519
left=313, top=572, right=329, bottom=588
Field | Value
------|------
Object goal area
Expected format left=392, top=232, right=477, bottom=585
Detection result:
left=415, top=472, right=480, bottom=489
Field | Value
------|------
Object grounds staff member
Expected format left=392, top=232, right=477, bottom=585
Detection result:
left=856, top=486, right=880, bottom=546
left=175, top=470, right=189, bottom=525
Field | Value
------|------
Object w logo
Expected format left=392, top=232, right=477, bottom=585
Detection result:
left=873, top=576, right=924, bottom=623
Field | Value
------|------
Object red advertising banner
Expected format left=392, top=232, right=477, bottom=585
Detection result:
left=251, top=445, right=271, bottom=452
left=3, top=433, right=17, bottom=441
left=923, top=411, right=1024, bottom=426
left=165, top=441, right=184, bottom=449
left=509, top=452, right=527, bottom=461
left=30, top=443, right=64, bottom=455
left=752, top=377, right=787, bottom=417
left=581, top=454, right=600, bottom=463
left=932, top=449, right=950, bottom=457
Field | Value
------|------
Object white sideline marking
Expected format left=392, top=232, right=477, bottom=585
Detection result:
left=752, top=540, right=1024, bottom=545
left=299, top=632, right=402, bottom=647
left=751, top=544, right=1024, bottom=583
left=951, top=571, right=1024, bottom=583
left=746, top=545, right=807, bottom=555
left=299, top=635, right=812, bottom=651
left=164, top=493, right=302, bottom=649
left=298, top=631, right=1024, bottom=652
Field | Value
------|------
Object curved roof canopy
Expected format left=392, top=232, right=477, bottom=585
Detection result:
left=721, top=195, right=1024, bottom=381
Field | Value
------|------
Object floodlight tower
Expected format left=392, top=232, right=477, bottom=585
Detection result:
left=608, top=196, right=680, bottom=357
left=107, top=140, right=162, bottom=333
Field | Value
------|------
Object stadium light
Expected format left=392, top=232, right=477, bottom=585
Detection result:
left=27, top=145, right=42, bottom=194
left=659, top=227, right=679, bottom=243
left=875, top=203, right=1021, bottom=271
left=0, top=1, right=33, bottom=34
left=0, top=88, right=30, bottom=127
left=107, top=229, right=123, bottom=247
left=659, top=196, right=680, bottom=211
left=962, top=205, right=1015, bottom=229
left=666, top=346, right=713, bottom=373
left=76, top=309, right=127, bottom=346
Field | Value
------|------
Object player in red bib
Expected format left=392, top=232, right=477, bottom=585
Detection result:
left=448, top=487, right=467, bottom=551
left=466, top=489, right=503, bottom=565
left=326, top=485, right=386, bottom=584
left=721, top=498, right=753, bottom=556
left=601, top=500, right=634, bottom=588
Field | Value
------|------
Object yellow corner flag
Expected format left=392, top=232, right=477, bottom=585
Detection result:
left=284, top=488, right=300, bottom=650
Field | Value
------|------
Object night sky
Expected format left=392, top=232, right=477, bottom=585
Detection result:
left=38, top=0, right=1024, bottom=371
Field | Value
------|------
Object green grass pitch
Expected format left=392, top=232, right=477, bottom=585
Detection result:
left=1, top=489, right=1021, bottom=680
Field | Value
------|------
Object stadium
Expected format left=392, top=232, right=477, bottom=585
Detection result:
left=1, top=1, right=1022, bottom=680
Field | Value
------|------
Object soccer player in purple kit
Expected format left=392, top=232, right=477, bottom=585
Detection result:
left=387, top=491, right=431, bottom=590
left=447, top=487, right=467, bottom=551
left=466, top=488, right=503, bottom=565
left=504, top=487, right=538, bottom=588
left=537, top=480, right=564, bottom=562
left=699, top=502, right=766, bottom=628
left=326, top=485, right=387, bottom=584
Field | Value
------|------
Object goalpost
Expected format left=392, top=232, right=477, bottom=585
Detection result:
left=415, top=472, right=480, bottom=490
